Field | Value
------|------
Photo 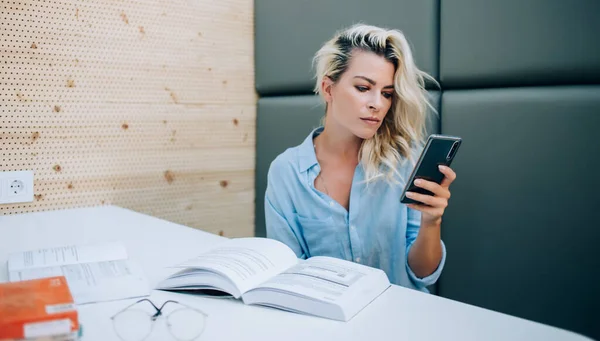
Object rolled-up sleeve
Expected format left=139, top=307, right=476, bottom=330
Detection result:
left=405, top=207, right=447, bottom=289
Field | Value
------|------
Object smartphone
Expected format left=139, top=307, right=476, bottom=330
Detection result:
left=400, top=134, right=462, bottom=204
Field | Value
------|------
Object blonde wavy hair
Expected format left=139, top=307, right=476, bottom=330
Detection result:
left=312, top=23, right=438, bottom=184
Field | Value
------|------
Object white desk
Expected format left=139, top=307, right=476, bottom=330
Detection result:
left=0, top=205, right=593, bottom=341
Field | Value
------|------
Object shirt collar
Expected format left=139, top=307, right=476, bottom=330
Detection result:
left=297, top=126, right=323, bottom=173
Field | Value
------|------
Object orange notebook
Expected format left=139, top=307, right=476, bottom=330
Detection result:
left=0, top=276, right=79, bottom=340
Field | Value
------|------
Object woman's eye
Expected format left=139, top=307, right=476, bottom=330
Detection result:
left=382, top=92, right=393, bottom=99
left=355, top=86, right=368, bottom=92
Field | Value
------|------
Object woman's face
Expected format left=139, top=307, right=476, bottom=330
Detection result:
left=323, top=49, right=395, bottom=140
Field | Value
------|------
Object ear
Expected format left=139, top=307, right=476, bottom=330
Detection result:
left=321, top=76, right=334, bottom=103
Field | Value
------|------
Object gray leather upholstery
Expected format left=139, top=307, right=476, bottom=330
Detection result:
left=439, top=86, right=600, bottom=337
left=255, top=95, right=325, bottom=238
left=255, top=0, right=439, bottom=95
left=440, top=0, right=600, bottom=88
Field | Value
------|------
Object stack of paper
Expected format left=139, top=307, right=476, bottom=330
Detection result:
left=7, top=241, right=150, bottom=305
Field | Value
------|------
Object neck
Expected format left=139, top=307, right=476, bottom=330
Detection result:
left=315, top=121, right=362, bottom=163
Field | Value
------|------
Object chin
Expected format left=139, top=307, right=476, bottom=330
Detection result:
left=353, top=126, right=379, bottom=140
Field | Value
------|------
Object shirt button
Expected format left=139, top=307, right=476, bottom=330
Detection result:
left=355, top=257, right=361, bottom=263
left=350, top=225, right=356, bottom=230
left=329, top=201, right=334, bottom=207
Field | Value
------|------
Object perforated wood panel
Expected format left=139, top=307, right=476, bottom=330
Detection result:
left=1, top=0, right=256, bottom=237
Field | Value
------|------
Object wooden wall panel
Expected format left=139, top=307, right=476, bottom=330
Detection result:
left=0, top=0, right=256, bottom=237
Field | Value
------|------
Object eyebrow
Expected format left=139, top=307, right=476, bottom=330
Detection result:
left=354, top=76, right=394, bottom=89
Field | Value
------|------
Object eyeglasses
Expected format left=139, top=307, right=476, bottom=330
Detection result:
left=110, top=299, right=208, bottom=341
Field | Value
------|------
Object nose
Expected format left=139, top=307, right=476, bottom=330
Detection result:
left=368, top=94, right=382, bottom=112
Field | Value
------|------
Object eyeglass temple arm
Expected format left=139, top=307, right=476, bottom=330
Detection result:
left=110, top=298, right=160, bottom=318
left=158, top=300, right=179, bottom=311
left=110, top=299, right=209, bottom=318
left=163, top=301, right=209, bottom=317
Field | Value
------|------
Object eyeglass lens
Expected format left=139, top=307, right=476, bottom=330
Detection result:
left=113, top=308, right=153, bottom=341
left=167, top=308, right=206, bottom=340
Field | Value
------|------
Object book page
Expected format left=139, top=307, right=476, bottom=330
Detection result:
left=169, top=237, right=298, bottom=295
left=252, top=257, right=367, bottom=302
left=9, top=259, right=150, bottom=304
left=7, top=241, right=128, bottom=271
left=251, top=256, right=389, bottom=303
left=241, top=257, right=390, bottom=321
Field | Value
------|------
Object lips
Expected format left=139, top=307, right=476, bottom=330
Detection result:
left=360, top=117, right=380, bottom=123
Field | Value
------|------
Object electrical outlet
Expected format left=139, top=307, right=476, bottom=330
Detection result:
left=0, top=171, right=34, bottom=204
left=9, top=179, right=25, bottom=195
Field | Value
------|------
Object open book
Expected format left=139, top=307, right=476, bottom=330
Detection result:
left=156, top=237, right=391, bottom=322
left=7, top=241, right=151, bottom=304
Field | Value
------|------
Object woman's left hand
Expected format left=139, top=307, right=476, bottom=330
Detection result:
left=405, top=165, right=457, bottom=227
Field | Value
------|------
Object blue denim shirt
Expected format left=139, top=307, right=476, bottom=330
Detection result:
left=264, top=127, right=446, bottom=292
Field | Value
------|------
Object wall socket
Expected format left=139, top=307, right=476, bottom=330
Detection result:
left=0, top=171, right=34, bottom=204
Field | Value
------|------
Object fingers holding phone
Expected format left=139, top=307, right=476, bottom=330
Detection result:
left=438, top=165, right=457, bottom=188
left=405, top=166, right=456, bottom=226
left=406, top=165, right=455, bottom=204
left=400, top=135, right=461, bottom=227
left=409, top=166, right=454, bottom=197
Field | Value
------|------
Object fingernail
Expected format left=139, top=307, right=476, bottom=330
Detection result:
left=414, top=179, right=422, bottom=185
left=438, top=165, right=447, bottom=171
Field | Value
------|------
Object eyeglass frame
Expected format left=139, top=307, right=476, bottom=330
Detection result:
left=110, top=298, right=209, bottom=341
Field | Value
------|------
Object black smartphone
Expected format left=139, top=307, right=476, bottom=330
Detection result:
left=400, top=134, right=462, bottom=204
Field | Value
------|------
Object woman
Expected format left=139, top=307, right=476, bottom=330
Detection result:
left=264, top=24, right=457, bottom=292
